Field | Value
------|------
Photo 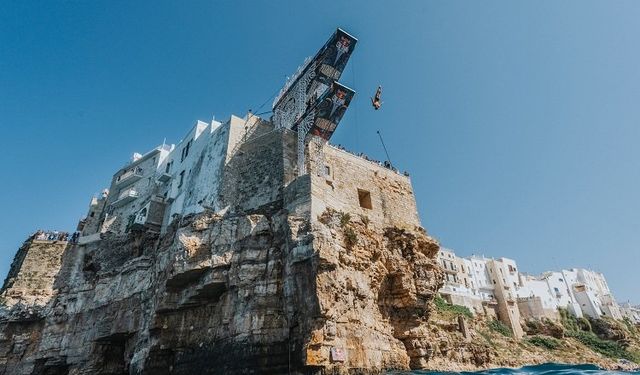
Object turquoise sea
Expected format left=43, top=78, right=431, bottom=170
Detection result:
left=393, top=364, right=640, bottom=375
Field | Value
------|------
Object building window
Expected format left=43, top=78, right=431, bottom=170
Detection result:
left=181, top=140, right=192, bottom=162
left=90, top=212, right=95, bottom=218
left=178, top=170, right=185, bottom=188
left=324, top=165, right=331, bottom=176
left=357, top=189, right=372, bottom=209
left=165, top=161, right=172, bottom=173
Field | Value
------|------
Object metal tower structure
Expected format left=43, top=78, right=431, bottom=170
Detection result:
left=271, top=28, right=358, bottom=177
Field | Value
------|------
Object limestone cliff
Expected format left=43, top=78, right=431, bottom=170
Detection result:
left=0, top=129, right=444, bottom=374
left=0, top=202, right=441, bottom=375
left=423, top=299, right=640, bottom=372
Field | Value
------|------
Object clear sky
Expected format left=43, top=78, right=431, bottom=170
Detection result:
left=1, top=1, right=638, bottom=302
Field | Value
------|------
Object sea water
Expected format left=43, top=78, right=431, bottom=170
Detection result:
left=393, top=363, right=640, bottom=375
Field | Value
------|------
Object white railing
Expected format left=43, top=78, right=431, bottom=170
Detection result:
left=116, top=167, right=144, bottom=186
left=118, top=188, right=138, bottom=200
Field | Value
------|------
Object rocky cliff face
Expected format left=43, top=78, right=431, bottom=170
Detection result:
left=0, top=131, right=444, bottom=374
left=0, top=240, right=67, bottom=307
left=0, top=204, right=441, bottom=375
left=422, top=301, right=640, bottom=372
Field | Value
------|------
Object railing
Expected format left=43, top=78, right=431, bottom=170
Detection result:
left=112, top=188, right=139, bottom=207
left=118, top=187, right=138, bottom=200
left=116, top=167, right=144, bottom=187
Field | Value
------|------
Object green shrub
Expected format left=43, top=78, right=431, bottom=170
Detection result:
left=559, top=308, right=580, bottom=332
left=528, top=335, right=561, bottom=350
left=359, top=214, right=370, bottom=227
left=577, top=317, right=592, bottom=332
left=622, top=318, right=638, bottom=336
left=339, top=212, right=351, bottom=227
left=433, top=295, right=473, bottom=319
left=569, top=331, right=639, bottom=362
left=343, top=226, right=358, bottom=249
left=488, top=319, right=513, bottom=337
left=558, top=308, right=593, bottom=332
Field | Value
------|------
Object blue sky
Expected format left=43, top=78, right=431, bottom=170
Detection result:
left=1, top=1, right=638, bottom=302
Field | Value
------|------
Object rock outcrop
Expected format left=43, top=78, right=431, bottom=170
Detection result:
left=423, top=303, right=640, bottom=372
left=0, top=129, right=444, bottom=374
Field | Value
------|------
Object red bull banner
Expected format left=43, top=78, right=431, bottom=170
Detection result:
left=314, top=28, right=357, bottom=84
left=296, top=82, right=355, bottom=141
left=272, top=28, right=357, bottom=135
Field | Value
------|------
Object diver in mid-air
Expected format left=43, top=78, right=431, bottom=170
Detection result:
left=371, top=86, right=382, bottom=110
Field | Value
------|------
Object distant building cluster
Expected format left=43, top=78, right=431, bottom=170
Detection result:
left=437, top=248, right=638, bottom=338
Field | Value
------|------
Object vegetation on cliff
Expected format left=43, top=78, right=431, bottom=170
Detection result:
left=554, top=308, right=640, bottom=363
left=434, top=294, right=473, bottom=319
left=424, top=300, right=640, bottom=372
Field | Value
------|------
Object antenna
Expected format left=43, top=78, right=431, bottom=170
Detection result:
left=377, top=130, right=393, bottom=168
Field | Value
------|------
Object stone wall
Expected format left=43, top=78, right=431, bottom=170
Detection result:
left=310, top=144, right=421, bottom=230
left=444, top=294, right=485, bottom=316
left=219, top=125, right=292, bottom=214
left=517, top=297, right=559, bottom=321
left=486, top=261, right=524, bottom=339
left=0, top=239, right=68, bottom=307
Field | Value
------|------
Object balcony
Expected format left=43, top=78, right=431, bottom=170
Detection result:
left=112, top=188, right=139, bottom=207
left=157, top=172, right=172, bottom=183
left=116, top=168, right=144, bottom=187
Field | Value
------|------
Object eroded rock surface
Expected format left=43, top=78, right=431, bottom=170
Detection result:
left=0, top=131, right=443, bottom=374
left=0, top=211, right=441, bottom=375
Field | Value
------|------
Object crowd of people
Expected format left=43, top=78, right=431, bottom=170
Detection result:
left=33, top=230, right=80, bottom=243
left=331, top=144, right=409, bottom=176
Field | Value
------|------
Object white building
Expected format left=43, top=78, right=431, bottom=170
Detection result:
left=517, top=274, right=560, bottom=320
left=485, top=257, right=524, bottom=338
left=99, top=144, right=173, bottom=235
left=437, top=248, right=626, bottom=328
left=541, top=270, right=583, bottom=318
left=437, top=250, right=524, bottom=337
left=80, top=113, right=265, bottom=239
left=619, top=303, right=640, bottom=324
left=437, top=249, right=485, bottom=314
left=573, top=269, right=622, bottom=320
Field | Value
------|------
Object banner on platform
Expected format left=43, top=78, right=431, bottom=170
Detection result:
left=296, top=82, right=355, bottom=141
left=272, top=28, right=357, bottom=135
left=314, top=28, right=357, bottom=84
